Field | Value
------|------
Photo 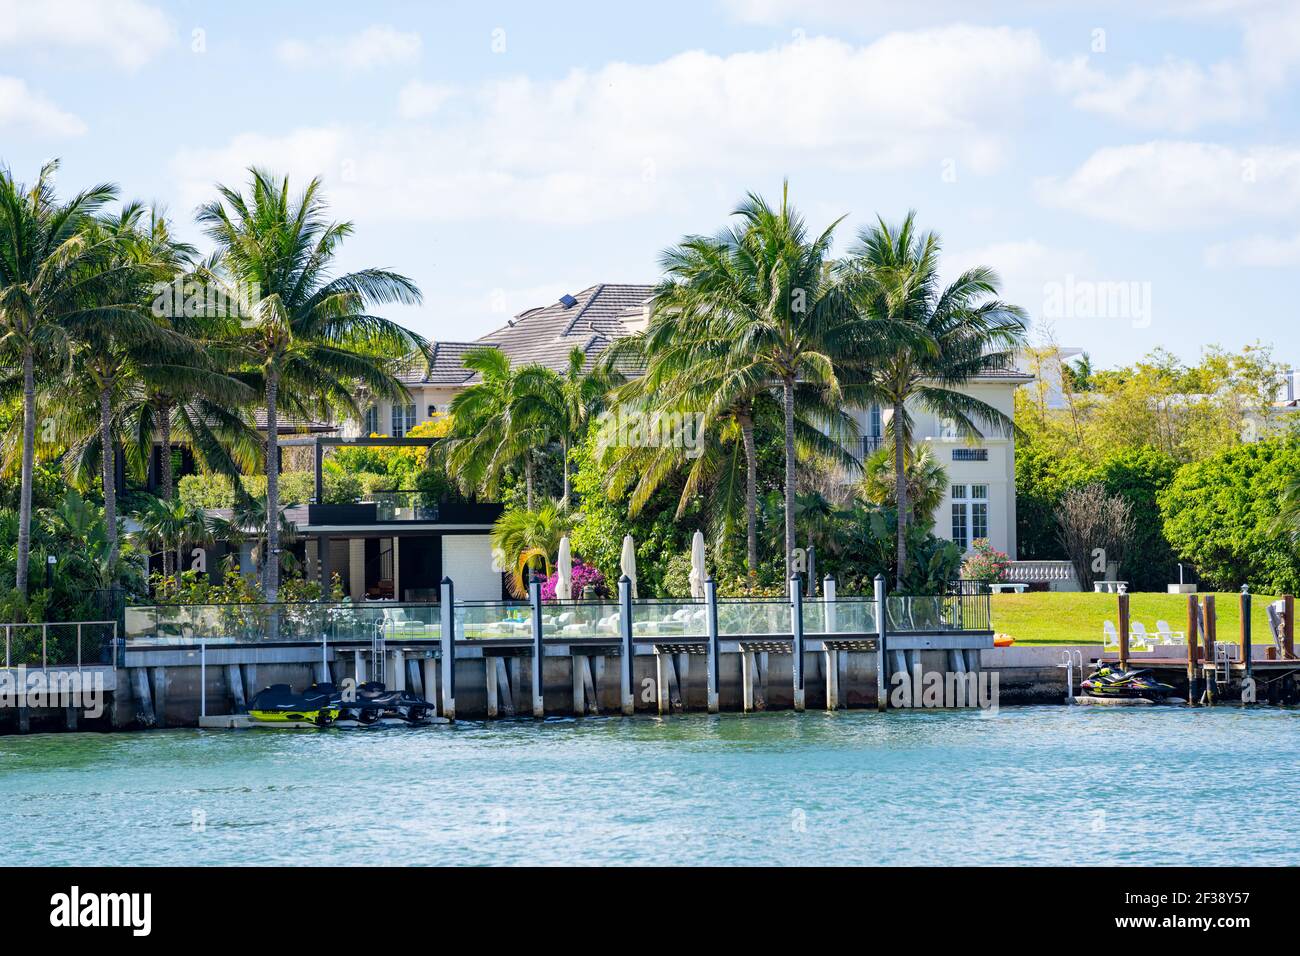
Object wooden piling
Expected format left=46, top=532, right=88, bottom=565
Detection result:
left=874, top=574, right=887, bottom=711
left=1284, top=595, right=1295, bottom=659
left=529, top=575, right=545, bottom=719
left=571, top=655, right=584, bottom=717
left=495, top=657, right=515, bottom=717
left=1202, top=595, right=1217, bottom=704
left=1186, top=593, right=1199, bottom=706
left=1240, top=586, right=1253, bottom=681
left=791, top=574, right=805, bottom=712
left=824, top=649, right=839, bottom=710
left=439, top=577, right=456, bottom=721
left=705, top=578, right=720, bottom=714
left=225, top=664, right=247, bottom=713
left=1117, top=591, right=1130, bottom=669
left=618, top=576, right=634, bottom=716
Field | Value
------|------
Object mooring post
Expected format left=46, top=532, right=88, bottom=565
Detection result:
left=1285, top=594, right=1295, bottom=659
left=571, top=651, right=584, bottom=717
left=619, top=575, right=634, bottom=715
left=530, top=573, right=545, bottom=718
left=1202, top=594, right=1217, bottom=703
left=1240, top=584, right=1253, bottom=683
left=705, top=577, right=720, bottom=714
left=439, top=576, right=456, bottom=721
left=823, top=574, right=839, bottom=711
left=874, top=574, right=887, bottom=711
left=1186, top=593, right=1199, bottom=706
left=1117, top=590, right=1130, bottom=669
left=790, top=573, right=805, bottom=712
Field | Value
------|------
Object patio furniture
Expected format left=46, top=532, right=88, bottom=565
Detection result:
left=1154, top=619, right=1186, bottom=645
left=1103, top=620, right=1155, bottom=652
left=1093, top=580, right=1128, bottom=593
left=988, top=583, right=1028, bottom=594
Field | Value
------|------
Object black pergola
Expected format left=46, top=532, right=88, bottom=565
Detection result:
left=277, top=435, right=441, bottom=504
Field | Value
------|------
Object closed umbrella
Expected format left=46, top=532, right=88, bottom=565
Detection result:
left=556, top=535, right=573, bottom=601
left=620, top=534, right=638, bottom=599
left=689, top=530, right=707, bottom=600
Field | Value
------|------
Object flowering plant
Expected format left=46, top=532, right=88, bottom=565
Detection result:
left=961, top=538, right=1011, bottom=584
left=541, top=560, right=607, bottom=600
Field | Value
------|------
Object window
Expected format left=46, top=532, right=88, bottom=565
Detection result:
left=363, top=405, right=379, bottom=435
left=391, top=403, right=416, bottom=437
left=950, top=485, right=989, bottom=551
left=953, top=448, right=988, bottom=462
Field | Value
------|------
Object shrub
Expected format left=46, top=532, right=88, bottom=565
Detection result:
left=961, top=539, right=1010, bottom=584
left=1159, top=436, right=1300, bottom=593
left=540, top=560, right=607, bottom=600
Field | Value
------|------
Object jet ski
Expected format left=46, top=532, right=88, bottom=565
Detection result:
left=1081, top=664, right=1175, bottom=701
left=312, top=681, right=435, bottom=727
left=248, top=683, right=340, bottom=726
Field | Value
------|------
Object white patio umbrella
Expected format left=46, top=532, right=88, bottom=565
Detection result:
left=689, top=530, right=707, bottom=600
left=620, top=534, right=638, bottom=599
left=556, top=535, right=573, bottom=601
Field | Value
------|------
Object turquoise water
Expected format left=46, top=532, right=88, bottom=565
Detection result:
left=1, top=707, right=1296, bottom=866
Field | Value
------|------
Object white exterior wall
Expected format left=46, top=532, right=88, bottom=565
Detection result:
left=849, top=379, right=1022, bottom=558
left=441, top=534, right=501, bottom=601
left=344, top=384, right=460, bottom=438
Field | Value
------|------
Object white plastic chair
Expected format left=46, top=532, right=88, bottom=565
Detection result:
left=1129, top=622, right=1157, bottom=651
left=1102, top=620, right=1120, bottom=650
left=1154, top=620, right=1186, bottom=645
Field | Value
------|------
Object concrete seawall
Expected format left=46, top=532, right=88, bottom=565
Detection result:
left=1, top=644, right=1105, bottom=733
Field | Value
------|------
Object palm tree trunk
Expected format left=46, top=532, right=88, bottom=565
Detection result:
left=738, top=408, right=758, bottom=574
left=159, top=402, right=175, bottom=577
left=524, top=452, right=535, bottom=511
left=264, top=370, right=280, bottom=603
left=893, top=400, right=908, bottom=589
left=16, top=347, right=35, bottom=596
left=561, top=437, right=570, bottom=507
left=159, top=401, right=174, bottom=501
left=99, top=384, right=118, bottom=569
left=782, top=377, right=796, bottom=582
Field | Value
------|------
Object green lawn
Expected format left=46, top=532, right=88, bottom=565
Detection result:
left=989, top=591, right=1282, bottom=646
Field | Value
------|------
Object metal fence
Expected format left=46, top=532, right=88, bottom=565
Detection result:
left=1, top=621, right=119, bottom=668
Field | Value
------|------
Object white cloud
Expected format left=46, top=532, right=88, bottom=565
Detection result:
left=178, top=29, right=1050, bottom=226
left=0, top=0, right=173, bottom=70
left=945, top=239, right=1096, bottom=320
left=1036, top=141, right=1300, bottom=230
left=277, top=25, right=421, bottom=71
left=1204, top=232, right=1300, bottom=268
left=0, top=76, right=86, bottom=137
left=397, top=81, right=455, bottom=119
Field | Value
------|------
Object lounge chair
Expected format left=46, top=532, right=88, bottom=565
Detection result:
left=1129, top=622, right=1157, bottom=651
left=1154, top=620, right=1186, bottom=645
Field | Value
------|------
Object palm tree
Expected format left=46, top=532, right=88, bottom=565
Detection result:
left=198, top=168, right=423, bottom=603
left=640, top=183, right=868, bottom=578
left=0, top=160, right=130, bottom=595
left=556, top=346, right=615, bottom=505
left=858, top=443, right=949, bottom=526
left=135, top=495, right=211, bottom=579
left=444, top=347, right=563, bottom=510
left=489, top=501, right=573, bottom=597
left=844, top=212, right=1027, bottom=585
left=59, top=202, right=193, bottom=567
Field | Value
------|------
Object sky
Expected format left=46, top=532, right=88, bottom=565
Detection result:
left=1, top=0, right=1298, bottom=369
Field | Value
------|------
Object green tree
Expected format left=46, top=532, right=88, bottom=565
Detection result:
left=857, top=442, right=948, bottom=527
left=845, top=212, right=1027, bottom=584
left=643, top=182, right=863, bottom=579
left=489, top=501, right=573, bottom=597
left=198, top=169, right=423, bottom=602
left=1159, top=436, right=1300, bottom=593
left=444, top=348, right=563, bottom=510
left=0, top=160, right=128, bottom=594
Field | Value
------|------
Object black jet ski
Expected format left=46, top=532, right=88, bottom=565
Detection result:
left=248, top=683, right=340, bottom=726
left=1081, top=664, right=1175, bottom=701
left=312, top=681, right=435, bottom=726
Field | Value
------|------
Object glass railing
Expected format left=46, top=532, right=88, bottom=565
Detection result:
left=370, top=491, right=439, bottom=521
left=123, top=591, right=979, bottom=646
